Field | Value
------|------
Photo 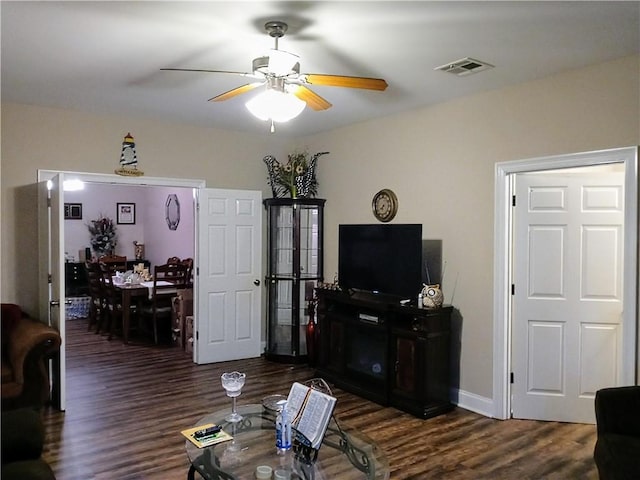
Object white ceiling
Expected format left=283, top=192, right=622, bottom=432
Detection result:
left=2, top=1, right=638, bottom=137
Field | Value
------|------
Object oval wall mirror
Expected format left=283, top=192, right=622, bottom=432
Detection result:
left=165, top=194, right=180, bottom=230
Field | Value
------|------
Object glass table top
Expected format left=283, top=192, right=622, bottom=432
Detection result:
left=185, top=403, right=389, bottom=480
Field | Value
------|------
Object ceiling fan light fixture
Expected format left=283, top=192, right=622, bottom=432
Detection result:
left=245, top=88, right=306, bottom=123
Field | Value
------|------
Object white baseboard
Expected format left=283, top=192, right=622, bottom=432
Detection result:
left=453, top=388, right=496, bottom=419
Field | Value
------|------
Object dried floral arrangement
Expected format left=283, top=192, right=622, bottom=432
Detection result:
left=263, top=151, right=329, bottom=198
left=88, top=215, right=117, bottom=256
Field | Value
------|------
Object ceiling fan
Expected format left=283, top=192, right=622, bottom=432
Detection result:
left=161, top=21, right=388, bottom=117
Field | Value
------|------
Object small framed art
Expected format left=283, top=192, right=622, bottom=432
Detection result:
left=117, top=203, right=136, bottom=225
left=64, top=203, right=83, bottom=220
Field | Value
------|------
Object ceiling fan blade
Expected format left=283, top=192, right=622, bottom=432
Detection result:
left=302, top=74, right=388, bottom=91
left=208, top=83, right=264, bottom=102
left=290, top=85, right=332, bottom=111
left=161, top=67, right=256, bottom=77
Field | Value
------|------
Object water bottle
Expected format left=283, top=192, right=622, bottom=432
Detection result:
left=275, top=402, right=292, bottom=454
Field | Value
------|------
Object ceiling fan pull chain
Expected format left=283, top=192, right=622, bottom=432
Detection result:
left=270, top=119, right=276, bottom=134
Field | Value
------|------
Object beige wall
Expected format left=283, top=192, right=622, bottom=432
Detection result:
left=0, top=104, right=287, bottom=309
left=2, top=55, right=638, bottom=404
left=298, top=55, right=640, bottom=399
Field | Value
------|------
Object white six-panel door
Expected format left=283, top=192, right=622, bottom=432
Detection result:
left=196, top=188, right=262, bottom=364
left=512, top=169, right=624, bottom=423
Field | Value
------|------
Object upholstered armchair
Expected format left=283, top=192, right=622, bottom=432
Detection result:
left=1, top=407, right=56, bottom=480
left=1, top=303, right=62, bottom=410
left=594, top=385, right=640, bottom=479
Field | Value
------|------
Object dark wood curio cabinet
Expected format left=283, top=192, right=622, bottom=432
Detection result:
left=263, top=198, right=325, bottom=363
left=315, top=289, right=454, bottom=419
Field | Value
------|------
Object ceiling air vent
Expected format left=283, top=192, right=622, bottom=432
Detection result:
left=434, top=57, right=494, bottom=77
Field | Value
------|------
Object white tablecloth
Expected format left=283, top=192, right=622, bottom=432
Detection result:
left=140, top=280, right=175, bottom=299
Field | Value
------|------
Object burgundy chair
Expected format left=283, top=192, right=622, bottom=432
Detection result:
left=1, top=304, right=61, bottom=410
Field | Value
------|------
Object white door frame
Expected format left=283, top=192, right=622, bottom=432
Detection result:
left=492, top=147, right=638, bottom=420
left=38, top=170, right=205, bottom=190
left=38, top=175, right=66, bottom=409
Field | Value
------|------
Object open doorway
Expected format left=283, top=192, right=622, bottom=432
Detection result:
left=38, top=170, right=205, bottom=409
left=39, top=170, right=264, bottom=411
left=63, top=182, right=195, bottom=343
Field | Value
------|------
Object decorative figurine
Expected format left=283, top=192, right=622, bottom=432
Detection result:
left=421, top=284, right=444, bottom=308
left=133, top=241, right=145, bottom=260
left=115, top=132, right=144, bottom=176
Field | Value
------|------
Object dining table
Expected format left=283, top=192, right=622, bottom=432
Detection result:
left=115, top=280, right=176, bottom=344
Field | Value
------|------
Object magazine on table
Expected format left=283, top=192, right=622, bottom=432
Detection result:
left=285, top=382, right=337, bottom=450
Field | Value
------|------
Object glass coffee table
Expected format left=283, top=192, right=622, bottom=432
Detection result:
left=185, top=404, right=389, bottom=480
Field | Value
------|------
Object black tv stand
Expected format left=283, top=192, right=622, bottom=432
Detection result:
left=315, top=288, right=453, bottom=419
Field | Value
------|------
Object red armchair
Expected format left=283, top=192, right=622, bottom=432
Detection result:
left=1, top=303, right=61, bottom=410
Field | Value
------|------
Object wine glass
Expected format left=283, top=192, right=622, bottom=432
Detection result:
left=221, top=371, right=246, bottom=422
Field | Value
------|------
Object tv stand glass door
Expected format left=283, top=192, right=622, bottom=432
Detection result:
left=264, top=198, right=325, bottom=362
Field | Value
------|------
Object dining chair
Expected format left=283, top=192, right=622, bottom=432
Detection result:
left=98, top=262, right=137, bottom=340
left=85, top=261, right=107, bottom=333
left=165, top=256, right=193, bottom=287
left=181, top=258, right=194, bottom=287
left=98, top=254, right=127, bottom=273
left=141, top=263, right=188, bottom=344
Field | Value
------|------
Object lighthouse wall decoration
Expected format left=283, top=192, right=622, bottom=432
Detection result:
left=115, top=132, right=144, bottom=176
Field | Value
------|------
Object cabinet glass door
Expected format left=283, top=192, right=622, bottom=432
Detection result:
left=264, top=198, right=325, bottom=362
left=273, top=205, right=294, bottom=277
left=299, top=206, right=320, bottom=278
left=271, top=204, right=321, bottom=278
left=267, top=279, right=316, bottom=356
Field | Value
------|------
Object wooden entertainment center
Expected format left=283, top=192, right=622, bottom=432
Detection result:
left=315, top=289, right=453, bottom=419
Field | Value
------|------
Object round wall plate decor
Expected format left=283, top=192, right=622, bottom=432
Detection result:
left=372, top=188, right=398, bottom=222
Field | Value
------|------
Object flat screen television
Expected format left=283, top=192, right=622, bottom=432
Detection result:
left=338, top=223, right=422, bottom=300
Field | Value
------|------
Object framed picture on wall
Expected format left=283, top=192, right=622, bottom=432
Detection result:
left=64, top=203, right=82, bottom=220
left=117, top=202, right=136, bottom=225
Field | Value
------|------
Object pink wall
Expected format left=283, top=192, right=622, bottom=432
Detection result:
left=142, top=186, right=195, bottom=269
left=64, top=183, right=194, bottom=268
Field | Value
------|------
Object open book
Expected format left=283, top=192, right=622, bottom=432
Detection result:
left=285, top=382, right=337, bottom=450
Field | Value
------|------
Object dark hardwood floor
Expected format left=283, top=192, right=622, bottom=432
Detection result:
left=40, top=318, right=598, bottom=479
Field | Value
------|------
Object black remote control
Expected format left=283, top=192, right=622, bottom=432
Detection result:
left=194, top=425, right=221, bottom=439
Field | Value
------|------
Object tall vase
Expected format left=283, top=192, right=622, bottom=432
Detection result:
left=306, top=298, right=317, bottom=365
left=306, top=318, right=316, bottom=366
